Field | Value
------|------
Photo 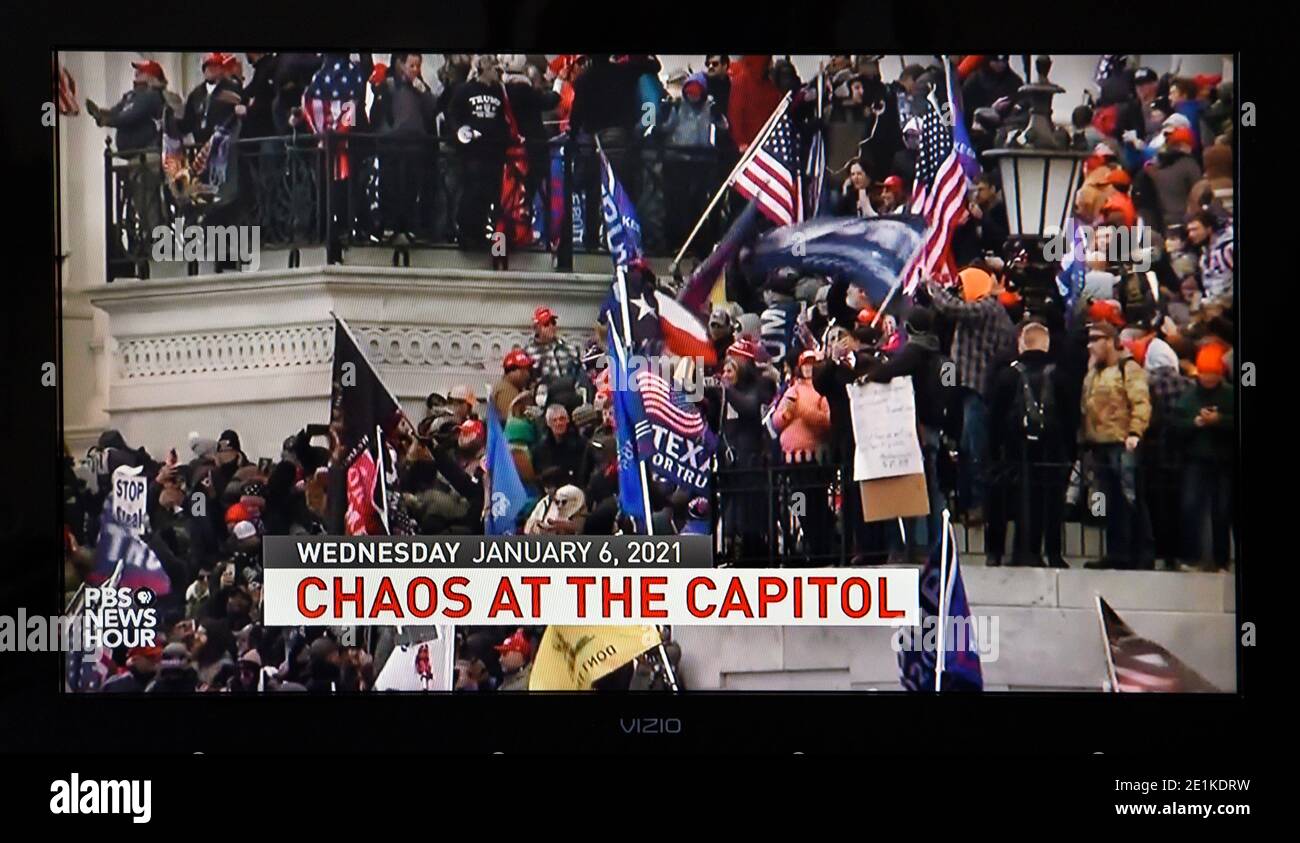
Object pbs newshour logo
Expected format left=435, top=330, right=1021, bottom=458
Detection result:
left=83, top=587, right=158, bottom=649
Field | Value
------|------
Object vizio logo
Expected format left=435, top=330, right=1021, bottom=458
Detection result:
left=619, top=717, right=682, bottom=735
left=49, top=774, right=151, bottom=824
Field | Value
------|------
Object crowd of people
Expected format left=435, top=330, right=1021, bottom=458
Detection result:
left=72, top=53, right=1237, bottom=693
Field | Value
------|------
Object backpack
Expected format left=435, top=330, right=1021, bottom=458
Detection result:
left=1011, top=361, right=1057, bottom=442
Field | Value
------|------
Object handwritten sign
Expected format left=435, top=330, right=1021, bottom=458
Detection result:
left=847, top=377, right=924, bottom=481
left=110, top=464, right=148, bottom=536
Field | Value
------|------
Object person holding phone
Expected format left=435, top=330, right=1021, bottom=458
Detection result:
left=1172, top=342, right=1234, bottom=571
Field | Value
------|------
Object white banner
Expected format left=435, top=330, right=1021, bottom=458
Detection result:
left=374, top=630, right=454, bottom=691
left=848, top=377, right=924, bottom=481
left=263, top=569, right=919, bottom=627
left=109, top=465, right=148, bottom=536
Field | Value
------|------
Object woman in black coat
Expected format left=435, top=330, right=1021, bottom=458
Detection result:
left=715, top=339, right=776, bottom=565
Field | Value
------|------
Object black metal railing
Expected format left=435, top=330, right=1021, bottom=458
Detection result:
left=104, top=133, right=735, bottom=281
left=712, top=450, right=1211, bottom=568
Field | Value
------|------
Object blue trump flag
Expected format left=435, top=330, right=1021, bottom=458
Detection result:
left=1056, top=215, right=1088, bottom=310
left=91, top=507, right=172, bottom=597
left=944, top=56, right=979, bottom=180
left=484, top=401, right=529, bottom=535
left=607, top=322, right=655, bottom=531
left=749, top=215, right=928, bottom=308
left=898, top=519, right=984, bottom=692
left=599, top=146, right=643, bottom=270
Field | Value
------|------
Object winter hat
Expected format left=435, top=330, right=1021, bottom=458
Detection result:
left=1144, top=338, right=1179, bottom=371
left=97, top=429, right=130, bottom=452
left=1195, top=342, right=1228, bottom=376
left=238, top=649, right=262, bottom=668
left=726, top=337, right=760, bottom=361
left=232, top=520, right=258, bottom=541
left=571, top=404, right=601, bottom=430
left=504, top=417, right=537, bottom=446
left=958, top=267, right=994, bottom=302
left=189, top=431, right=218, bottom=459
left=1166, top=127, right=1196, bottom=149
left=159, top=642, right=190, bottom=672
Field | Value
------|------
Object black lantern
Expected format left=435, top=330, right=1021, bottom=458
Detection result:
left=982, top=56, right=1090, bottom=242
left=982, top=56, right=1091, bottom=315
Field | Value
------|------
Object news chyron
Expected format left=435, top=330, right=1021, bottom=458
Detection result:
left=262, top=535, right=918, bottom=627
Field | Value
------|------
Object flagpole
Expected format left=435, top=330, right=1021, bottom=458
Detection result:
left=1095, top=594, right=1119, bottom=693
left=672, top=90, right=793, bottom=266
left=375, top=423, right=391, bottom=535
left=614, top=267, right=656, bottom=533
left=935, top=509, right=951, bottom=692
left=612, top=269, right=680, bottom=693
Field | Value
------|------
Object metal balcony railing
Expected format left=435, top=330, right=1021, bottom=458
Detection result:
left=104, top=132, right=737, bottom=281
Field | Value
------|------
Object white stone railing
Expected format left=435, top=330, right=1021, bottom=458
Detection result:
left=88, top=265, right=610, bottom=460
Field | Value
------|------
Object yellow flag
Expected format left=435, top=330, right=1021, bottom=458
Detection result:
left=709, top=272, right=728, bottom=307
left=528, top=625, right=662, bottom=691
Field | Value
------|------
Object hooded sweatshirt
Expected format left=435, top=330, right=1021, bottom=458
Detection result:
left=661, top=72, right=718, bottom=150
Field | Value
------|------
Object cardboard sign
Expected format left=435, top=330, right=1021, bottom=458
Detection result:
left=110, top=464, right=148, bottom=536
left=847, top=377, right=924, bottom=481
left=860, top=474, right=931, bottom=523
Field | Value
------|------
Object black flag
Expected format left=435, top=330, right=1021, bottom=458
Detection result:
left=329, top=316, right=403, bottom=536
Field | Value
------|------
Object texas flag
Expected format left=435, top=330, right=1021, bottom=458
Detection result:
left=601, top=265, right=715, bottom=365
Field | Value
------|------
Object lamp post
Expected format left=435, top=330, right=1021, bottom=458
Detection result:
left=982, top=56, right=1090, bottom=313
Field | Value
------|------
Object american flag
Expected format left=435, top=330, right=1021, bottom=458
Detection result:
left=1099, top=597, right=1219, bottom=693
left=635, top=370, right=705, bottom=436
left=57, top=64, right=80, bottom=116
left=302, top=55, right=364, bottom=179
left=733, top=102, right=802, bottom=227
left=906, top=61, right=976, bottom=293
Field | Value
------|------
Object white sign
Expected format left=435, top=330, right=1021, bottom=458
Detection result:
left=374, top=629, right=453, bottom=691
left=847, top=377, right=924, bottom=481
left=110, top=464, right=148, bottom=536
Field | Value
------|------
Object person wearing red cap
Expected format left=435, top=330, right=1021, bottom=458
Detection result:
left=179, top=52, right=243, bottom=145
left=877, top=174, right=906, bottom=213
left=495, top=628, right=535, bottom=691
left=85, top=59, right=171, bottom=229
left=1134, top=121, right=1201, bottom=234
left=1172, top=342, right=1234, bottom=571
left=525, top=306, right=579, bottom=390
left=491, top=348, right=536, bottom=420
